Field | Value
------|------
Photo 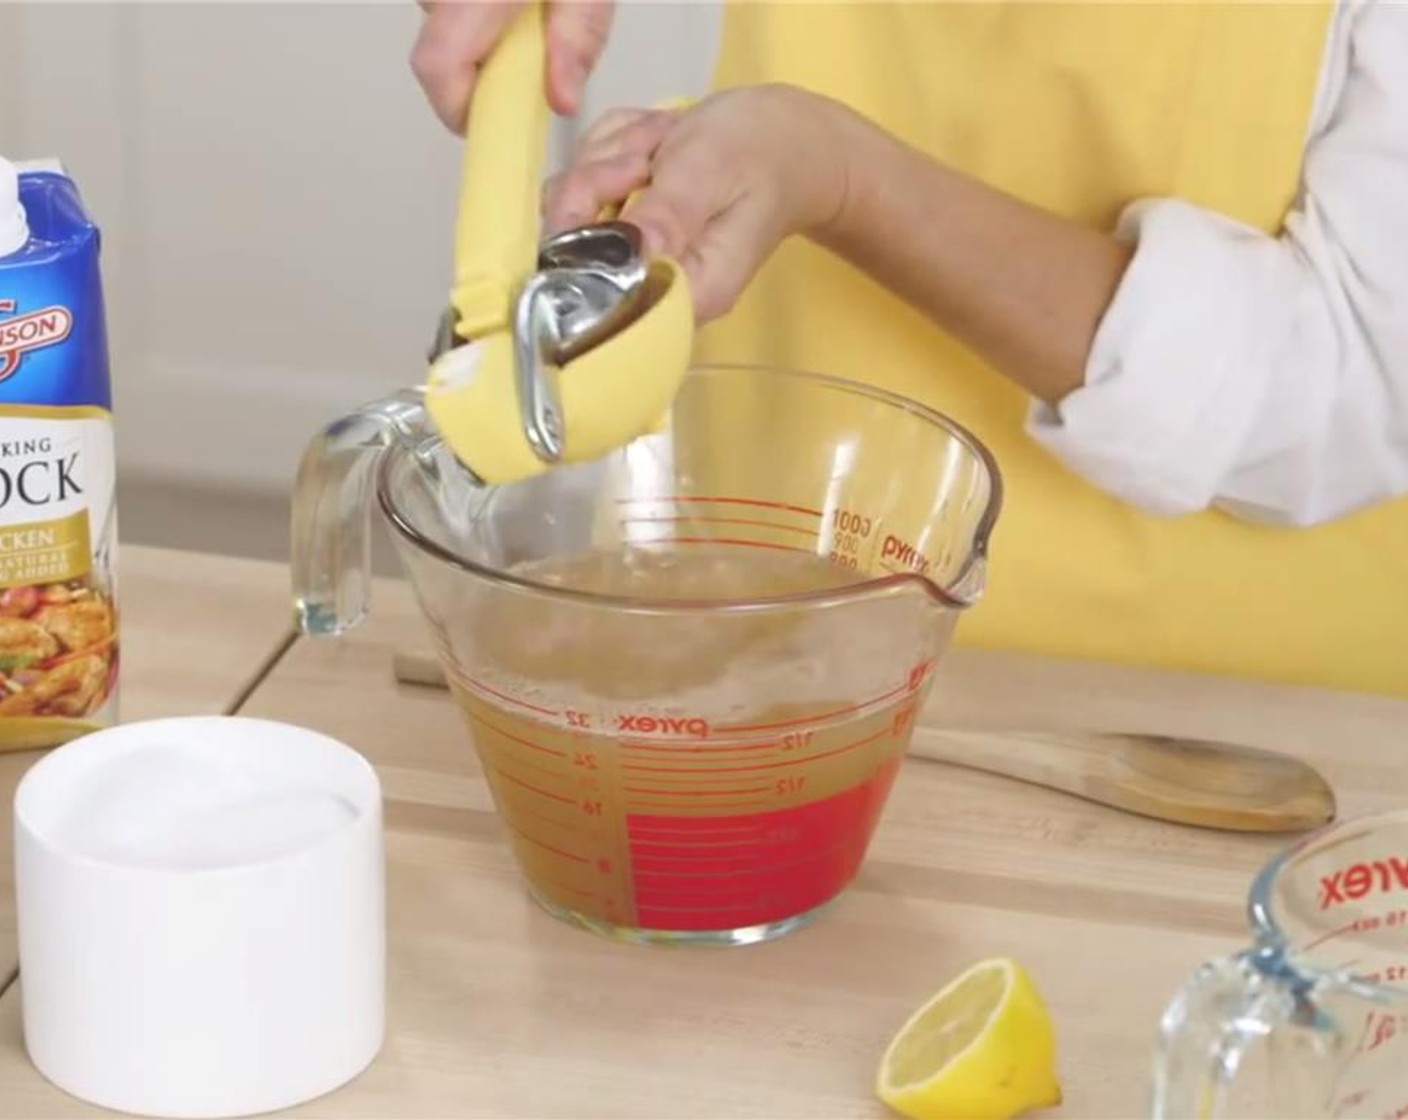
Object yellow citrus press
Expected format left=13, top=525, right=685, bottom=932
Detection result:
left=424, top=1, right=694, bottom=486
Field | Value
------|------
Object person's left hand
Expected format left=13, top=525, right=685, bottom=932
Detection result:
left=542, top=84, right=854, bottom=322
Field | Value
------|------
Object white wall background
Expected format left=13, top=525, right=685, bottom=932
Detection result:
left=0, top=1, right=720, bottom=499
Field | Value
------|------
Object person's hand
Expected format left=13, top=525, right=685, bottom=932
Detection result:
left=412, top=1, right=615, bottom=133
left=542, top=84, right=854, bottom=321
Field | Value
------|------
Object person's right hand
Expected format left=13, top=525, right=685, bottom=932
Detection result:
left=412, top=1, right=615, bottom=134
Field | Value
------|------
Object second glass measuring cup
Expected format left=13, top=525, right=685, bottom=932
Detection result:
left=292, top=364, right=1003, bottom=945
left=1155, top=808, right=1408, bottom=1118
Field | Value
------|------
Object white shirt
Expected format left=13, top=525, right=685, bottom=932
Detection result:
left=1028, top=0, right=1408, bottom=527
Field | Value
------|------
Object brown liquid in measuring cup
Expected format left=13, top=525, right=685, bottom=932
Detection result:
left=446, top=545, right=938, bottom=935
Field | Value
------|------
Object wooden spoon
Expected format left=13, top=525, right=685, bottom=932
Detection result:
left=391, top=649, right=1336, bottom=834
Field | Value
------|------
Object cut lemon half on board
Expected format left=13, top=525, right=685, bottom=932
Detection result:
left=876, top=957, right=1062, bottom=1120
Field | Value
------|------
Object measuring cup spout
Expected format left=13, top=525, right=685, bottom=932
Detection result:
left=290, top=388, right=454, bottom=637
left=933, top=537, right=991, bottom=610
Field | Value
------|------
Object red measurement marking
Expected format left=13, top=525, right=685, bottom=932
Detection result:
left=619, top=515, right=817, bottom=538
left=619, top=772, right=779, bottom=786
left=493, top=766, right=575, bottom=806
left=667, top=537, right=815, bottom=555
left=482, top=753, right=565, bottom=783
left=620, top=739, right=783, bottom=755
left=633, top=837, right=852, bottom=879
left=624, top=784, right=773, bottom=797
left=502, top=800, right=595, bottom=837
left=453, top=670, right=560, bottom=719
left=623, top=731, right=887, bottom=775
left=467, top=712, right=567, bottom=759
left=718, top=683, right=908, bottom=734
left=1304, top=920, right=1361, bottom=952
left=631, top=817, right=772, bottom=836
left=626, top=756, right=901, bottom=931
left=1360, top=964, right=1408, bottom=985
left=629, top=799, right=776, bottom=813
left=631, top=836, right=780, bottom=851
left=507, top=823, right=589, bottom=864
left=616, top=495, right=824, bottom=519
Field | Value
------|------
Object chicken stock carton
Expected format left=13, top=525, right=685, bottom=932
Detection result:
left=0, top=155, right=118, bottom=751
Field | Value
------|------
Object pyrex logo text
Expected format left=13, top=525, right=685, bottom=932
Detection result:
left=1320, top=857, right=1408, bottom=909
left=616, top=713, right=710, bottom=739
left=880, top=534, right=931, bottom=575
left=0, top=300, right=73, bottom=381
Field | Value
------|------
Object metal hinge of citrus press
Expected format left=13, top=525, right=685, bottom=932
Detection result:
left=428, top=220, right=649, bottom=466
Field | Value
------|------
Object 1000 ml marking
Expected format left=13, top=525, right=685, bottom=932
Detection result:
left=829, top=508, right=873, bottom=570
left=827, top=507, right=935, bottom=576
left=610, top=496, right=944, bottom=581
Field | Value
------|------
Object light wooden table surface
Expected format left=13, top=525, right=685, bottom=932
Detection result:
left=2, top=557, right=1407, bottom=1118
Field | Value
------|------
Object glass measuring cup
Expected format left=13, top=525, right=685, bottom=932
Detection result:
left=291, top=364, right=1002, bottom=945
left=1154, top=809, right=1408, bottom=1118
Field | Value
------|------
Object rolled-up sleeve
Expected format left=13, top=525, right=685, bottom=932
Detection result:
left=1026, top=1, right=1408, bottom=527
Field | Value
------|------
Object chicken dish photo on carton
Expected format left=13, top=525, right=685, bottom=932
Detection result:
left=0, top=576, right=116, bottom=720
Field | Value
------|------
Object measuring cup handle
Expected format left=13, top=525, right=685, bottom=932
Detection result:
left=1152, top=949, right=1340, bottom=1118
left=289, top=388, right=433, bottom=637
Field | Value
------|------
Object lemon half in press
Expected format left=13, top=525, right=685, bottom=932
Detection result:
left=876, top=957, right=1062, bottom=1120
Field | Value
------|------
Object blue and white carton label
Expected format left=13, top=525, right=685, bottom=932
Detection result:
left=0, top=159, right=118, bottom=747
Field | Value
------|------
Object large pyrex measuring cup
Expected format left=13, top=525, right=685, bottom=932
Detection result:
left=1155, top=809, right=1408, bottom=1118
left=291, top=364, right=1001, bottom=945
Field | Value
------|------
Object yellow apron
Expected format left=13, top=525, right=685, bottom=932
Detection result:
left=695, top=0, right=1408, bottom=699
